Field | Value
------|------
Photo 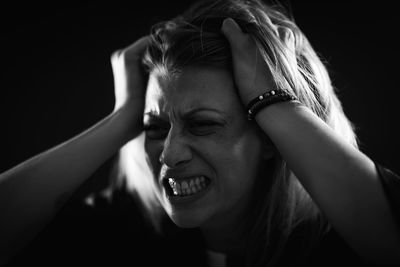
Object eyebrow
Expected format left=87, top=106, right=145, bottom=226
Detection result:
left=144, top=107, right=228, bottom=119
left=181, top=107, right=228, bottom=118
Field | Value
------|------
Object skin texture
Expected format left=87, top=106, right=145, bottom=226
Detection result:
left=143, top=66, right=273, bottom=240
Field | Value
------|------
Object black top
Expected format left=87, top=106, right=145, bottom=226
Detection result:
left=6, top=163, right=400, bottom=267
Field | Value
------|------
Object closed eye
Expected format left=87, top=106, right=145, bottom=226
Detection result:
left=144, top=124, right=169, bottom=139
left=187, top=121, right=221, bottom=136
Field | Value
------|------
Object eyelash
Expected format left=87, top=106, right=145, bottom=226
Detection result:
left=144, top=121, right=220, bottom=139
left=188, top=121, right=217, bottom=128
left=143, top=124, right=169, bottom=140
left=143, top=124, right=165, bottom=131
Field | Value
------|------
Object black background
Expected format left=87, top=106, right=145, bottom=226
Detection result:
left=1, top=1, right=399, bottom=178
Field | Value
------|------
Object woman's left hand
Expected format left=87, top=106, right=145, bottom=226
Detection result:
left=221, top=18, right=277, bottom=106
left=222, top=19, right=400, bottom=265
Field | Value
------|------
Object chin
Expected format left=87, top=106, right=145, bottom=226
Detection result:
left=168, top=210, right=208, bottom=228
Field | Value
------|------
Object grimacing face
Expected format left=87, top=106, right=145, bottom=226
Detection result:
left=143, top=66, right=272, bottom=229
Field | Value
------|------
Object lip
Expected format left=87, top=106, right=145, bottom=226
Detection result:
left=161, top=175, right=213, bottom=205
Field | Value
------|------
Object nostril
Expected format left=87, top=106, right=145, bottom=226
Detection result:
left=159, top=136, right=192, bottom=167
left=161, top=152, right=192, bottom=168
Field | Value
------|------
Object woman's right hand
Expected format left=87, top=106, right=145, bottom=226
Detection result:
left=111, top=36, right=150, bottom=115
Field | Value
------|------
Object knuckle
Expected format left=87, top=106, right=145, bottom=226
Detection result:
left=110, top=49, right=124, bottom=61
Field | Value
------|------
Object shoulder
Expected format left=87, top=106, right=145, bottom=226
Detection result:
left=300, top=162, right=400, bottom=266
left=374, top=162, right=400, bottom=226
left=375, top=162, right=400, bottom=188
left=282, top=220, right=365, bottom=266
left=308, top=228, right=366, bottom=266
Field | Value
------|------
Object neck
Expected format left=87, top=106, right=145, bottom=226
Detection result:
left=201, top=225, right=245, bottom=254
left=200, top=206, right=251, bottom=254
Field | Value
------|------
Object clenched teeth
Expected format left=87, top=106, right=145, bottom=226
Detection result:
left=168, top=176, right=208, bottom=197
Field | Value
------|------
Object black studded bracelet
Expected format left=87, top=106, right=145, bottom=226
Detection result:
left=246, top=89, right=297, bottom=120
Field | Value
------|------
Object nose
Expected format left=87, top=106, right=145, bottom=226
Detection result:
left=159, top=129, right=192, bottom=168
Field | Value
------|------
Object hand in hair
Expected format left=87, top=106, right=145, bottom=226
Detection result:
left=221, top=18, right=277, bottom=106
left=222, top=17, right=400, bottom=265
left=111, top=36, right=150, bottom=112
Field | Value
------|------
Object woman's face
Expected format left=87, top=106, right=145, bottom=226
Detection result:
left=144, top=66, right=271, bottom=229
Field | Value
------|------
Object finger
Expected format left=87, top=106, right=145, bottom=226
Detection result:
left=221, top=18, right=252, bottom=51
left=111, top=36, right=150, bottom=65
left=124, top=36, right=151, bottom=59
left=221, top=18, right=243, bottom=38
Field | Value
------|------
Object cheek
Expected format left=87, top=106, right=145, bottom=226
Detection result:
left=215, top=134, right=263, bottom=193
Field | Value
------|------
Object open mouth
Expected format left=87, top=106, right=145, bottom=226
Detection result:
left=164, top=176, right=211, bottom=197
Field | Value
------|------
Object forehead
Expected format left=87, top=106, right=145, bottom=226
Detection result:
left=145, top=66, right=241, bottom=118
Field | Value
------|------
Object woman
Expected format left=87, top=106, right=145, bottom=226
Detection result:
left=1, top=0, right=399, bottom=266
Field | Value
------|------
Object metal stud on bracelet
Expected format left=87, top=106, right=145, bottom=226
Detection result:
left=246, top=89, right=297, bottom=120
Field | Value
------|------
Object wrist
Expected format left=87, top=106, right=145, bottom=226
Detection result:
left=240, top=81, right=279, bottom=106
left=246, top=89, right=298, bottom=120
left=112, top=99, right=144, bottom=141
left=241, top=89, right=269, bottom=108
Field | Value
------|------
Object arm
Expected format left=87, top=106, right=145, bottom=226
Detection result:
left=0, top=105, right=139, bottom=265
left=256, top=101, right=400, bottom=263
left=0, top=36, right=149, bottom=265
left=221, top=18, right=400, bottom=264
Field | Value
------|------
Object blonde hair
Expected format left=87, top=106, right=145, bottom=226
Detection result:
left=115, top=0, right=358, bottom=265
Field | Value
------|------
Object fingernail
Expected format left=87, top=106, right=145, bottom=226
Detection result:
left=223, top=18, right=243, bottom=33
left=222, top=18, right=234, bottom=29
